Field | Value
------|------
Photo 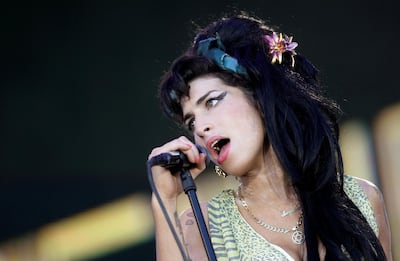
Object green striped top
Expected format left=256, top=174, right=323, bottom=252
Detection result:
left=208, top=175, right=378, bottom=260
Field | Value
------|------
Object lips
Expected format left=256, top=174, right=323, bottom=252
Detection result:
left=206, top=136, right=231, bottom=164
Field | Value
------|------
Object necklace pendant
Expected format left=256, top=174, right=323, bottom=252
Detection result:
left=291, top=230, right=305, bottom=244
left=281, top=210, right=290, bottom=217
left=281, top=206, right=300, bottom=217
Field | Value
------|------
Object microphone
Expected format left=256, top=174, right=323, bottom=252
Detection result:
left=148, top=145, right=209, bottom=172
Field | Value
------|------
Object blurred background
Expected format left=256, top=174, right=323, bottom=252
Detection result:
left=1, top=0, right=399, bottom=260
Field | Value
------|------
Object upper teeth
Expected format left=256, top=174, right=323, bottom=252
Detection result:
left=211, top=140, right=220, bottom=152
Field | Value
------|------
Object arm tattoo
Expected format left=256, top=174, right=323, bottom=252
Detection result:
left=174, top=211, right=191, bottom=258
left=186, top=211, right=195, bottom=225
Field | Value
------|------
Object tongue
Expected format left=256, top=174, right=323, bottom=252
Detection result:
left=217, top=141, right=230, bottom=164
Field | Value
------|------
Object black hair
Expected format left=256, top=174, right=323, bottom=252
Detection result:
left=158, top=14, right=386, bottom=260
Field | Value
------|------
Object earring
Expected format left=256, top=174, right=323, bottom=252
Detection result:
left=214, top=165, right=228, bottom=178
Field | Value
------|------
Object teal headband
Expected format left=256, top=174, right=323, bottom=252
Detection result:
left=197, top=36, right=248, bottom=78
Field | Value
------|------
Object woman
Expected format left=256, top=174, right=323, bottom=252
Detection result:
left=148, top=13, right=392, bottom=260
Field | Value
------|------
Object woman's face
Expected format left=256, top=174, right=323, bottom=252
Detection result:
left=181, top=75, right=266, bottom=176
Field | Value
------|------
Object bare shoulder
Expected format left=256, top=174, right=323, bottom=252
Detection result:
left=351, top=176, right=383, bottom=206
left=352, top=176, right=393, bottom=260
left=179, top=202, right=210, bottom=260
left=351, top=176, right=387, bottom=224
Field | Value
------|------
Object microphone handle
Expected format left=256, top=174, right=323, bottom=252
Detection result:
left=148, top=145, right=209, bottom=173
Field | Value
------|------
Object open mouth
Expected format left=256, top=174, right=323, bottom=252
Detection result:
left=211, top=138, right=230, bottom=155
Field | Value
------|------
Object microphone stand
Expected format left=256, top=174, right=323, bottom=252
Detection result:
left=179, top=167, right=217, bottom=261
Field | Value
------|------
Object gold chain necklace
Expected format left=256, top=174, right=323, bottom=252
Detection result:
left=237, top=187, right=305, bottom=245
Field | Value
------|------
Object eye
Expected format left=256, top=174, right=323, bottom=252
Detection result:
left=185, top=118, right=196, bottom=132
left=205, top=91, right=227, bottom=109
left=205, top=98, right=219, bottom=108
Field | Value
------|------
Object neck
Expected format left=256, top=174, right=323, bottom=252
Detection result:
left=238, top=146, right=297, bottom=205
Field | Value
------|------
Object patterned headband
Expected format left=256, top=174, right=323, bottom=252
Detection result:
left=197, top=35, right=249, bottom=78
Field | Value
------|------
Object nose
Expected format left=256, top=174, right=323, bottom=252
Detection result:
left=194, top=119, right=212, bottom=138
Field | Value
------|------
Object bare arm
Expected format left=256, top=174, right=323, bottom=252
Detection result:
left=152, top=197, right=210, bottom=261
left=180, top=203, right=210, bottom=261
left=152, top=195, right=189, bottom=261
left=148, top=136, right=208, bottom=261
left=355, top=177, right=393, bottom=260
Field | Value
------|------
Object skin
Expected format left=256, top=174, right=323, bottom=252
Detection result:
left=149, top=75, right=393, bottom=260
left=355, top=177, right=393, bottom=260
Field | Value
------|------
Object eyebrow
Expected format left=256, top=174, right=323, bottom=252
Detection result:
left=183, top=90, right=220, bottom=123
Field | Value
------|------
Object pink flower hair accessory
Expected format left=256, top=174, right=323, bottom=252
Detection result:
left=263, top=32, right=298, bottom=67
